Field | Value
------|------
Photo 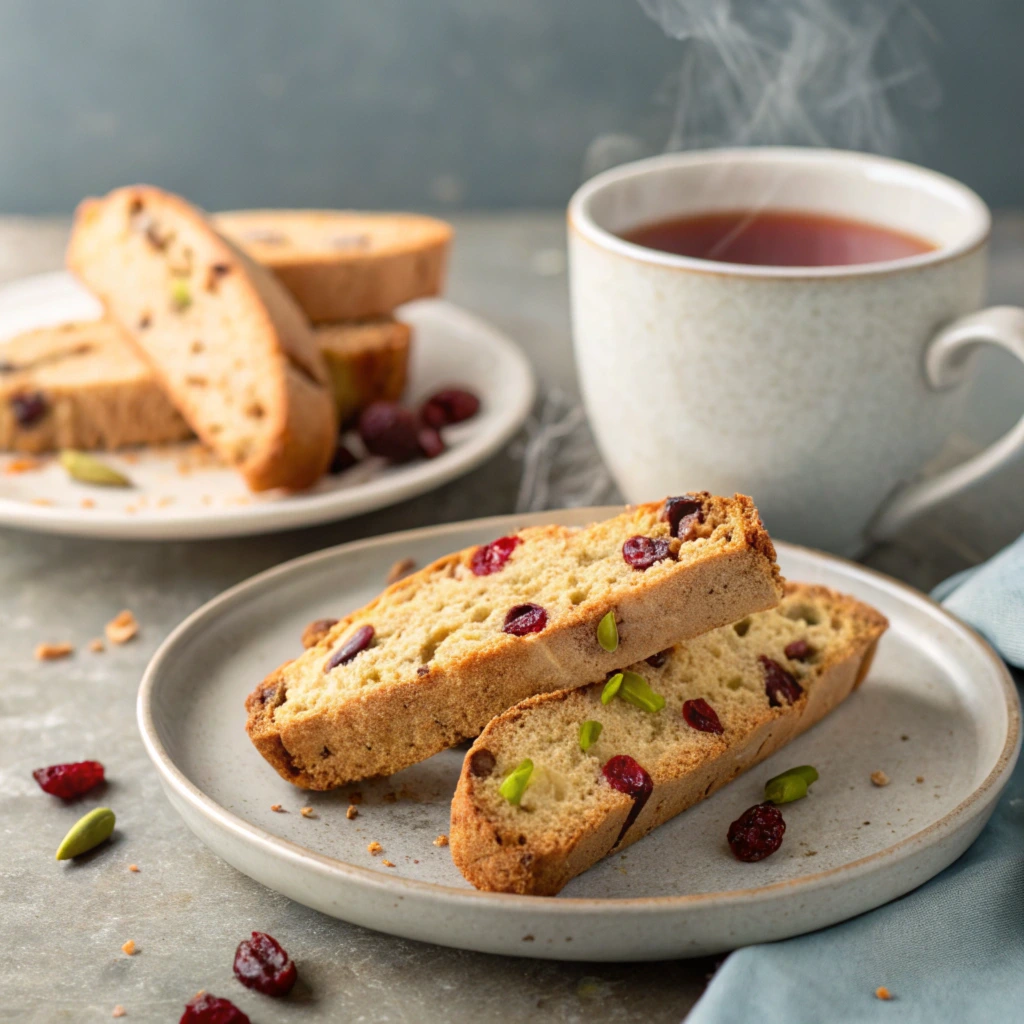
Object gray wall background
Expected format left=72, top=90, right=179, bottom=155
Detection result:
left=0, top=0, right=1021, bottom=214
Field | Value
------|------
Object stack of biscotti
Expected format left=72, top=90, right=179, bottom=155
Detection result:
left=2, top=189, right=452, bottom=482
left=245, top=494, right=888, bottom=895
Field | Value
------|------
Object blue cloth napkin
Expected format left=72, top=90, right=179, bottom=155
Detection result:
left=688, top=539, right=1024, bottom=1024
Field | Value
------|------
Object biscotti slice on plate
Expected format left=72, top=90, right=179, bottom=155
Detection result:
left=215, top=210, right=452, bottom=322
left=318, top=317, right=410, bottom=424
left=67, top=186, right=336, bottom=491
left=449, top=582, right=888, bottom=896
left=1, top=316, right=409, bottom=452
left=245, top=494, right=784, bottom=790
left=0, top=320, right=190, bottom=452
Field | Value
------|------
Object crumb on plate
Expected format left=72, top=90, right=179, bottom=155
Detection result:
left=875, top=986, right=893, bottom=1001
left=367, top=841, right=383, bottom=855
left=112, top=1006, right=126, bottom=1018
left=433, top=834, right=449, bottom=847
left=871, top=770, right=890, bottom=787
left=270, top=804, right=285, bottom=813
left=300, top=806, right=315, bottom=818
left=128, top=864, right=139, bottom=873
left=121, top=940, right=136, bottom=956
left=6, top=457, right=42, bottom=474
left=386, top=557, right=416, bottom=584
left=88, top=638, right=105, bottom=653
left=346, top=806, right=358, bottom=820
left=381, top=859, right=396, bottom=868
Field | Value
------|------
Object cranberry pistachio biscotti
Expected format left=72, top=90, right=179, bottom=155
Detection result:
left=216, top=210, right=452, bottom=322
left=449, top=583, right=887, bottom=896
left=0, top=320, right=191, bottom=452
left=246, top=494, right=784, bottom=789
left=0, top=316, right=409, bottom=452
left=67, top=186, right=336, bottom=491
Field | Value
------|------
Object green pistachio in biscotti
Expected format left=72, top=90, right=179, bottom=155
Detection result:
left=498, top=759, right=534, bottom=805
left=169, top=277, right=192, bottom=311
left=59, top=450, right=132, bottom=487
left=578, top=720, right=603, bottom=752
left=597, top=611, right=619, bottom=653
left=619, top=671, right=666, bottom=713
left=56, top=807, right=116, bottom=860
left=601, top=673, right=623, bottom=705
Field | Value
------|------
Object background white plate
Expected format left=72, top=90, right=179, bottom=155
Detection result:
left=0, top=271, right=535, bottom=539
left=138, top=509, right=1020, bottom=961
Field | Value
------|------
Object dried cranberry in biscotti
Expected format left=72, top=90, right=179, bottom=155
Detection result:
left=661, top=495, right=704, bottom=541
left=325, top=625, right=374, bottom=670
left=784, top=639, right=813, bottom=661
left=10, top=391, right=48, bottom=427
left=503, top=603, right=547, bottom=635
left=622, top=536, right=673, bottom=571
left=682, top=698, right=724, bottom=734
left=471, top=536, right=521, bottom=576
left=759, top=655, right=803, bottom=707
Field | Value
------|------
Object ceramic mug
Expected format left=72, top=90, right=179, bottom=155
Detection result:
left=568, top=147, right=1024, bottom=554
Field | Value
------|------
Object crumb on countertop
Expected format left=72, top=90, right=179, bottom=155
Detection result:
left=346, top=805, right=358, bottom=820
left=88, top=637, right=105, bottom=652
left=433, top=834, right=449, bottom=847
left=121, top=940, right=136, bottom=956
left=112, top=1007, right=126, bottom=1018
left=381, top=859, right=396, bottom=868
left=35, top=642, right=73, bottom=661
left=300, top=806, right=315, bottom=818
left=270, top=804, right=285, bottom=813
left=367, top=841, right=383, bottom=855
left=916, top=776, right=925, bottom=784
left=105, top=609, right=139, bottom=645
left=871, top=770, right=890, bottom=787
left=875, top=986, right=893, bottom=1001
left=128, top=864, right=139, bottom=873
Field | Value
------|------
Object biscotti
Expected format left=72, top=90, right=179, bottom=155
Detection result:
left=0, top=320, right=191, bottom=452
left=0, top=317, right=410, bottom=452
left=318, top=317, right=410, bottom=424
left=67, top=185, right=336, bottom=491
left=215, top=210, right=452, bottom=322
left=450, top=583, right=887, bottom=896
left=245, top=494, right=784, bottom=790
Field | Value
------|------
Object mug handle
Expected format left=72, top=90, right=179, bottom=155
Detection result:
left=868, top=306, right=1024, bottom=542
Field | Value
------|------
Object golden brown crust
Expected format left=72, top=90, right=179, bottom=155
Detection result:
left=215, top=210, right=452, bottom=322
left=66, top=186, right=336, bottom=492
left=245, top=495, right=784, bottom=789
left=449, top=583, right=888, bottom=895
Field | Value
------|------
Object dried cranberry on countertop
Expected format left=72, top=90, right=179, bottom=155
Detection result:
left=233, top=931, right=298, bottom=997
left=179, top=993, right=250, bottom=1024
left=32, top=761, right=105, bottom=799
left=727, top=802, right=786, bottom=862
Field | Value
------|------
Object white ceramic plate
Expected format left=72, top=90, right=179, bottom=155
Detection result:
left=0, top=272, right=535, bottom=539
left=138, top=508, right=1020, bottom=961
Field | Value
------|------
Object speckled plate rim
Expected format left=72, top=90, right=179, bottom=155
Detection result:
left=0, top=272, right=536, bottom=540
left=137, top=508, right=1020, bottom=956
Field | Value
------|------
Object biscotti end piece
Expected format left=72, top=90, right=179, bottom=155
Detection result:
left=215, top=210, right=452, bottom=322
left=0, top=320, right=190, bottom=452
left=450, top=583, right=888, bottom=896
left=245, top=494, right=784, bottom=790
left=67, top=186, right=336, bottom=491
left=317, top=317, right=410, bottom=424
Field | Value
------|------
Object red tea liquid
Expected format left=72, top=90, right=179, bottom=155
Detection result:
left=621, top=209, right=936, bottom=267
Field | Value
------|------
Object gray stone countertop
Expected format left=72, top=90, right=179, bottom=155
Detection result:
left=3, top=212, right=1023, bottom=1023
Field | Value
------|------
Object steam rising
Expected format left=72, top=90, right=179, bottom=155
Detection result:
left=585, top=0, right=940, bottom=175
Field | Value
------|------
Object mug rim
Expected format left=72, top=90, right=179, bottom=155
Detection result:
left=568, top=146, right=991, bottom=280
